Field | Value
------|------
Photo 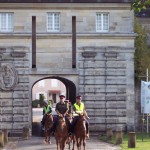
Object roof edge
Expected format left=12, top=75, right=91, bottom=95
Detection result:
left=0, top=0, right=132, bottom=3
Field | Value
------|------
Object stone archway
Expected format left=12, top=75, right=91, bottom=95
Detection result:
left=31, top=76, right=76, bottom=136
left=46, top=76, right=76, bottom=104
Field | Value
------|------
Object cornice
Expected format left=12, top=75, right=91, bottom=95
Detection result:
left=0, top=33, right=136, bottom=39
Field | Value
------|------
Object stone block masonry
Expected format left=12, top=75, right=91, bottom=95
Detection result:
left=79, top=46, right=135, bottom=131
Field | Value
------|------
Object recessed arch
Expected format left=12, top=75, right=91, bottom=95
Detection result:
left=32, top=76, right=76, bottom=136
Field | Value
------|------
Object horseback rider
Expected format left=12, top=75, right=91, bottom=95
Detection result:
left=52, top=94, right=72, bottom=135
left=72, top=95, right=90, bottom=138
left=41, top=100, right=52, bottom=128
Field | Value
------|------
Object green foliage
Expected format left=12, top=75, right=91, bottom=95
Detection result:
left=134, top=17, right=150, bottom=80
left=99, top=133, right=150, bottom=150
left=39, top=94, right=45, bottom=107
left=120, top=133, right=150, bottom=150
left=32, top=100, right=39, bottom=108
left=132, top=0, right=150, bottom=12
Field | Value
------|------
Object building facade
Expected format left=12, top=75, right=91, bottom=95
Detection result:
left=32, top=79, right=66, bottom=104
left=0, top=0, right=135, bottom=135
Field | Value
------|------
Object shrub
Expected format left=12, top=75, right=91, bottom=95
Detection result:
left=32, top=100, right=39, bottom=108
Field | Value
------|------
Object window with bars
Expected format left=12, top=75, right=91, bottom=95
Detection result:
left=0, top=13, right=14, bottom=32
left=47, top=12, right=60, bottom=32
left=96, top=13, right=109, bottom=32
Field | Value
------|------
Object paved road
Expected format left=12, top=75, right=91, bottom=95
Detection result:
left=3, top=108, right=121, bottom=150
left=4, top=135, right=121, bottom=150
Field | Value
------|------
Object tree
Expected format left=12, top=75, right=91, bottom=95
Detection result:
left=134, top=17, right=150, bottom=80
left=132, top=0, right=150, bottom=12
left=39, top=94, right=45, bottom=107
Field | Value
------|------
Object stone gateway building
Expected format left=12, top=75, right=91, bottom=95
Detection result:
left=0, top=0, right=135, bottom=136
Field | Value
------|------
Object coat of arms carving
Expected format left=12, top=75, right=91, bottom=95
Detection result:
left=0, top=63, right=18, bottom=90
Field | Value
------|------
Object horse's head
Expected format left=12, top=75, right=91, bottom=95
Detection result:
left=57, top=115, right=67, bottom=131
left=78, top=113, right=86, bottom=122
left=58, top=115, right=66, bottom=124
left=45, top=113, right=53, bottom=129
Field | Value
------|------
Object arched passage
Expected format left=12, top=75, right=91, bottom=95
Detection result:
left=32, top=76, right=76, bottom=104
left=32, top=76, right=76, bottom=136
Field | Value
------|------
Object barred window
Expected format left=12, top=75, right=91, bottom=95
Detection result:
left=0, top=13, right=14, bottom=32
left=47, top=12, right=60, bottom=32
left=96, top=13, right=109, bottom=32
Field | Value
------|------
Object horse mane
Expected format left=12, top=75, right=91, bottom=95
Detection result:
left=72, top=114, right=87, bottom=150
left=44, top=113, right=53, bottom=129
left=44, top=113, right=53, bottom=144
left=74, top=114, right=86, bottom=136
left=56, top=116, right=68, bottom=132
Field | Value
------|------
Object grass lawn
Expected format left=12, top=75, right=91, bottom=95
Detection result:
left=99, top=132, right=150, bottom=150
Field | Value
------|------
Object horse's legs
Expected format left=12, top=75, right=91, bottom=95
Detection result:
left=83, top=138, right=86, bottom=150
left=44, top=130, right=47, bottom=143
left=62, top=141, right=65, bottom=150
left=55, top=138, right=58, bottom=150
left=48, top=130, right=51, bottom=144
left=72, top=136, right=75, bottom=150
left=79, top=138, right=82, bottom=150
left=76, top=138, right=80, bottom=150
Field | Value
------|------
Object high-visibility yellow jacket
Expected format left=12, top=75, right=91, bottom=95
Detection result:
left=43, top=105, right=52, bottom=115
left=73, top=102, right=85, bottom=115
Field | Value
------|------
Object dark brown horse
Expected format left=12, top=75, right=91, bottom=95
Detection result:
left=44, top=113, right=53, bottom=144
left=55, top=115, right=68, bottom=150
left=72, top=114, right=86, bottom=150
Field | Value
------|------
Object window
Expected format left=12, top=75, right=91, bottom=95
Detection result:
left=52, top=94, right=56, bottom=103
left=96, top=13, right=109, bottom=32
left=47, top=12, right=60, bottom=32
left=0, top=13, right=14, bottom=32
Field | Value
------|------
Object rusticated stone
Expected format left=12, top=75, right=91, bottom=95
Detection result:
left=22, top=127, right=29, bottom=140
left=10, top=51, right=26, bottom=57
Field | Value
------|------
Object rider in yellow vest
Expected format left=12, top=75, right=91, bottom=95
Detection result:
left=41, top=100, right=52, bottom=128
left=72, top=95, right=90, bottom=138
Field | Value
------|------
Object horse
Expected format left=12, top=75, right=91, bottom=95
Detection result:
left=43, top=113, right=53, bottom=144
left=55, top=115, right=68, bottom=150
left=72, top=114, right=87, bottom=150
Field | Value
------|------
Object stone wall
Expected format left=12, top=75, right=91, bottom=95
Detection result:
left=0, top=47, right=30, bottom=135
left=78, top=46, right=135, bottom=131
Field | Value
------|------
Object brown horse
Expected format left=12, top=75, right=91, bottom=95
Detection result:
left=44, top=113, right=53, bottom=144
left=55, top=115, right=68, bottom=150
left=72, top=114, right=86, bottom=150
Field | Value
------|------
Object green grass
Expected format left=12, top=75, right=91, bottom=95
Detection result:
left=99, top=132, right=150, bottom=150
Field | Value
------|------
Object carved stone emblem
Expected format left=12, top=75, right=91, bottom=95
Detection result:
left=0, top=63, right=18, bottom=90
